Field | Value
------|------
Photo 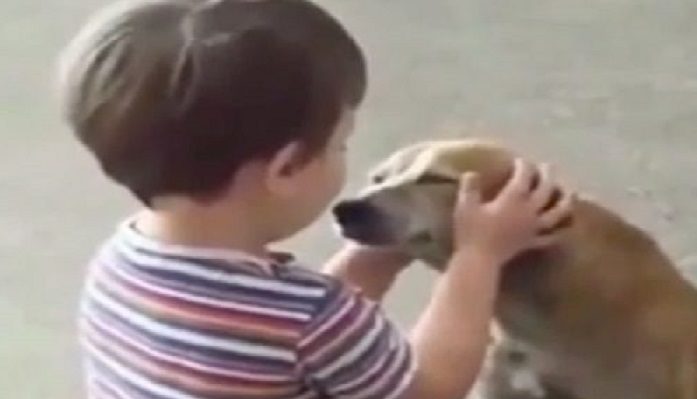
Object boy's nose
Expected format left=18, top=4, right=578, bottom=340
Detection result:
left=333, top=200, right=377, bottom=225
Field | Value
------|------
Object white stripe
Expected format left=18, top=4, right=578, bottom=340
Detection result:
left=84, top=339, right=201, bottom=399
left=333, top=326, right=412, bottom=395
left=331, top=338, right=394, bottom=393
left=316, top=315, right=386, bottom=379
left=89, top=284, right=295, bottom=362
left=88, top=380, right=119, bottom=399
left=385, top=353, right=416, bottom=399
left=89, top=372, right=134, bottom=399
left=299, top=293, right=357, bottom=347
left=352, top=340, right=410, bottom=399
left=115, top=239, right=325, bottom=298
left=85, top=311, right=295, bottom=383
left=106, top=259, right=310, bottom=322
left=119, top=214, right=282, bottom=269
left=304, top=301, right=374, bottom=365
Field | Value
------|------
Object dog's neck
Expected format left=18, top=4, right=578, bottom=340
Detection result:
left=413, top=243, right=453, bottom=270
left=424, top=247, right=562, bottom=342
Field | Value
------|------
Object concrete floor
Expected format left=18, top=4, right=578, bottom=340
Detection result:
left=2, top=0, right=697, bottom=397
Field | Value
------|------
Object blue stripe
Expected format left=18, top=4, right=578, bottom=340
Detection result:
left=109, top=249, right=326, bottom=312
left=85, top=347, right=174, bottom=399
left=84, top=305, right=294, bottom=377
left=107, top=251, right=323, bottom=315
left=85, top=282, right=299, bottom=370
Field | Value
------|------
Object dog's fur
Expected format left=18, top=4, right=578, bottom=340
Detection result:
left=333, top=139, right=697, bottom=399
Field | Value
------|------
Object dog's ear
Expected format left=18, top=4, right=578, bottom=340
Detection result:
left=369, top=140, right=514, bottom=195
left=426, top=141, right=516, bottom=201
left=369, top=141, right=436, bottom=184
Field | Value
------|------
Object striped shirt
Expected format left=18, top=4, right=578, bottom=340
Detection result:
left=79, top=220, right=415, bottom=398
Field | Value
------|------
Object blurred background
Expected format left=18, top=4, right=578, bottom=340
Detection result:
left=2, top=0, right=697, bottom=397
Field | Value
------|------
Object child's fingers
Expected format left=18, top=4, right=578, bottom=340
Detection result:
left=457, top=172, right=483, bottom=206
left=530, top=163, right=556, bottom=211
left=500, top=158, right=535, bottom=200
left=538, top=189, right=575, bottom=231
left=530, top=233, right=559, bottom=249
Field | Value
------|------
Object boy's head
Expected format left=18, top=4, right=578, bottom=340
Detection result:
left=58, top=0, right=366, bottom=237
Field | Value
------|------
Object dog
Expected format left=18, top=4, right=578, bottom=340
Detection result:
left=332, top=139, right=697, bottom=399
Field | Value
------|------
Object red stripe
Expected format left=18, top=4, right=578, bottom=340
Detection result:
left=341, top=342, right=401, bottom=394
left=84, top=315, right=295, bottom=392
left=298, top=288, right=366, bottom=357
left=102, top=263, right=304, bottom=329
left=96, top=265, right=302, bottom=344
left=311, top=305, right=376, bottom=369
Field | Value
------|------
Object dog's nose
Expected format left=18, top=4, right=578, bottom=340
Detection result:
left=333, top=200, right=376, bottom=225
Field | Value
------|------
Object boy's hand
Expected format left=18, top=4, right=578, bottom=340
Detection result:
left=452, top=158, right=574, bottom=266
left=323, top=244, right=412, bottom=302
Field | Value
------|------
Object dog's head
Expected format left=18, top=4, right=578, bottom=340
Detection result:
left=333, top=139, right=518, bottom=265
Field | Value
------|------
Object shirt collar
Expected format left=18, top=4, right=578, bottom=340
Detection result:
left=116, top=214, right=295, bottom=274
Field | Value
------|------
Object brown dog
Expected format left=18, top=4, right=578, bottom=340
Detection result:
left=333, top=139, right=697, bottom=399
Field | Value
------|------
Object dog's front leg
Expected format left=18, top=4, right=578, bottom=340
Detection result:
left=472, top=338, right=580, bottom=399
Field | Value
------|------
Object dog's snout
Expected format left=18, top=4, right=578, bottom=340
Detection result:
left=333, top=200, right=376, bottom=225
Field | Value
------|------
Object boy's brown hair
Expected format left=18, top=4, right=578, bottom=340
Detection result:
left=58, top=0, right=366, bottom=204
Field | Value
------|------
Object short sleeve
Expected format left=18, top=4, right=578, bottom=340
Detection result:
left=296, top=281, right=415, bottom=399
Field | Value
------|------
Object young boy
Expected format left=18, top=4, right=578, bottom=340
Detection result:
left=58, top=1, right=572, bottom=398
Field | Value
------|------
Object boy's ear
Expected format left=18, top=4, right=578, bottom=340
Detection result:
left=265, top=141, right=306, bottom=196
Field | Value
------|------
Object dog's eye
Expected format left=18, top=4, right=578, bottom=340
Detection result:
left=370, top=174, right=386, bottom=184
left=415, top=173, right=458, bottom=185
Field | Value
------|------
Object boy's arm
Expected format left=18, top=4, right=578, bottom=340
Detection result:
left=402, top=248, right=500, bottom=399
left=305, top=246, right=499, bottom=399
left=322, top=243, right=412, bottom=302
left=297, top=280, right=416, bottom=399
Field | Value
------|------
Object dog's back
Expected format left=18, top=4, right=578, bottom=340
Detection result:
left=465, top=145, right=697, bottom=399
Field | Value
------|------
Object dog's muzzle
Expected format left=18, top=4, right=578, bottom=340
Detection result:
left=332, top=200, right=395, bottom=245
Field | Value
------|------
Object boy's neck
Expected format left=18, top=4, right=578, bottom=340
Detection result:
left=135, top=197, right=274, bottom=260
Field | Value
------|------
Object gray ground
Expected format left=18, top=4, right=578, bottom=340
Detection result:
left=2, top=0, right=697, bottom=397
